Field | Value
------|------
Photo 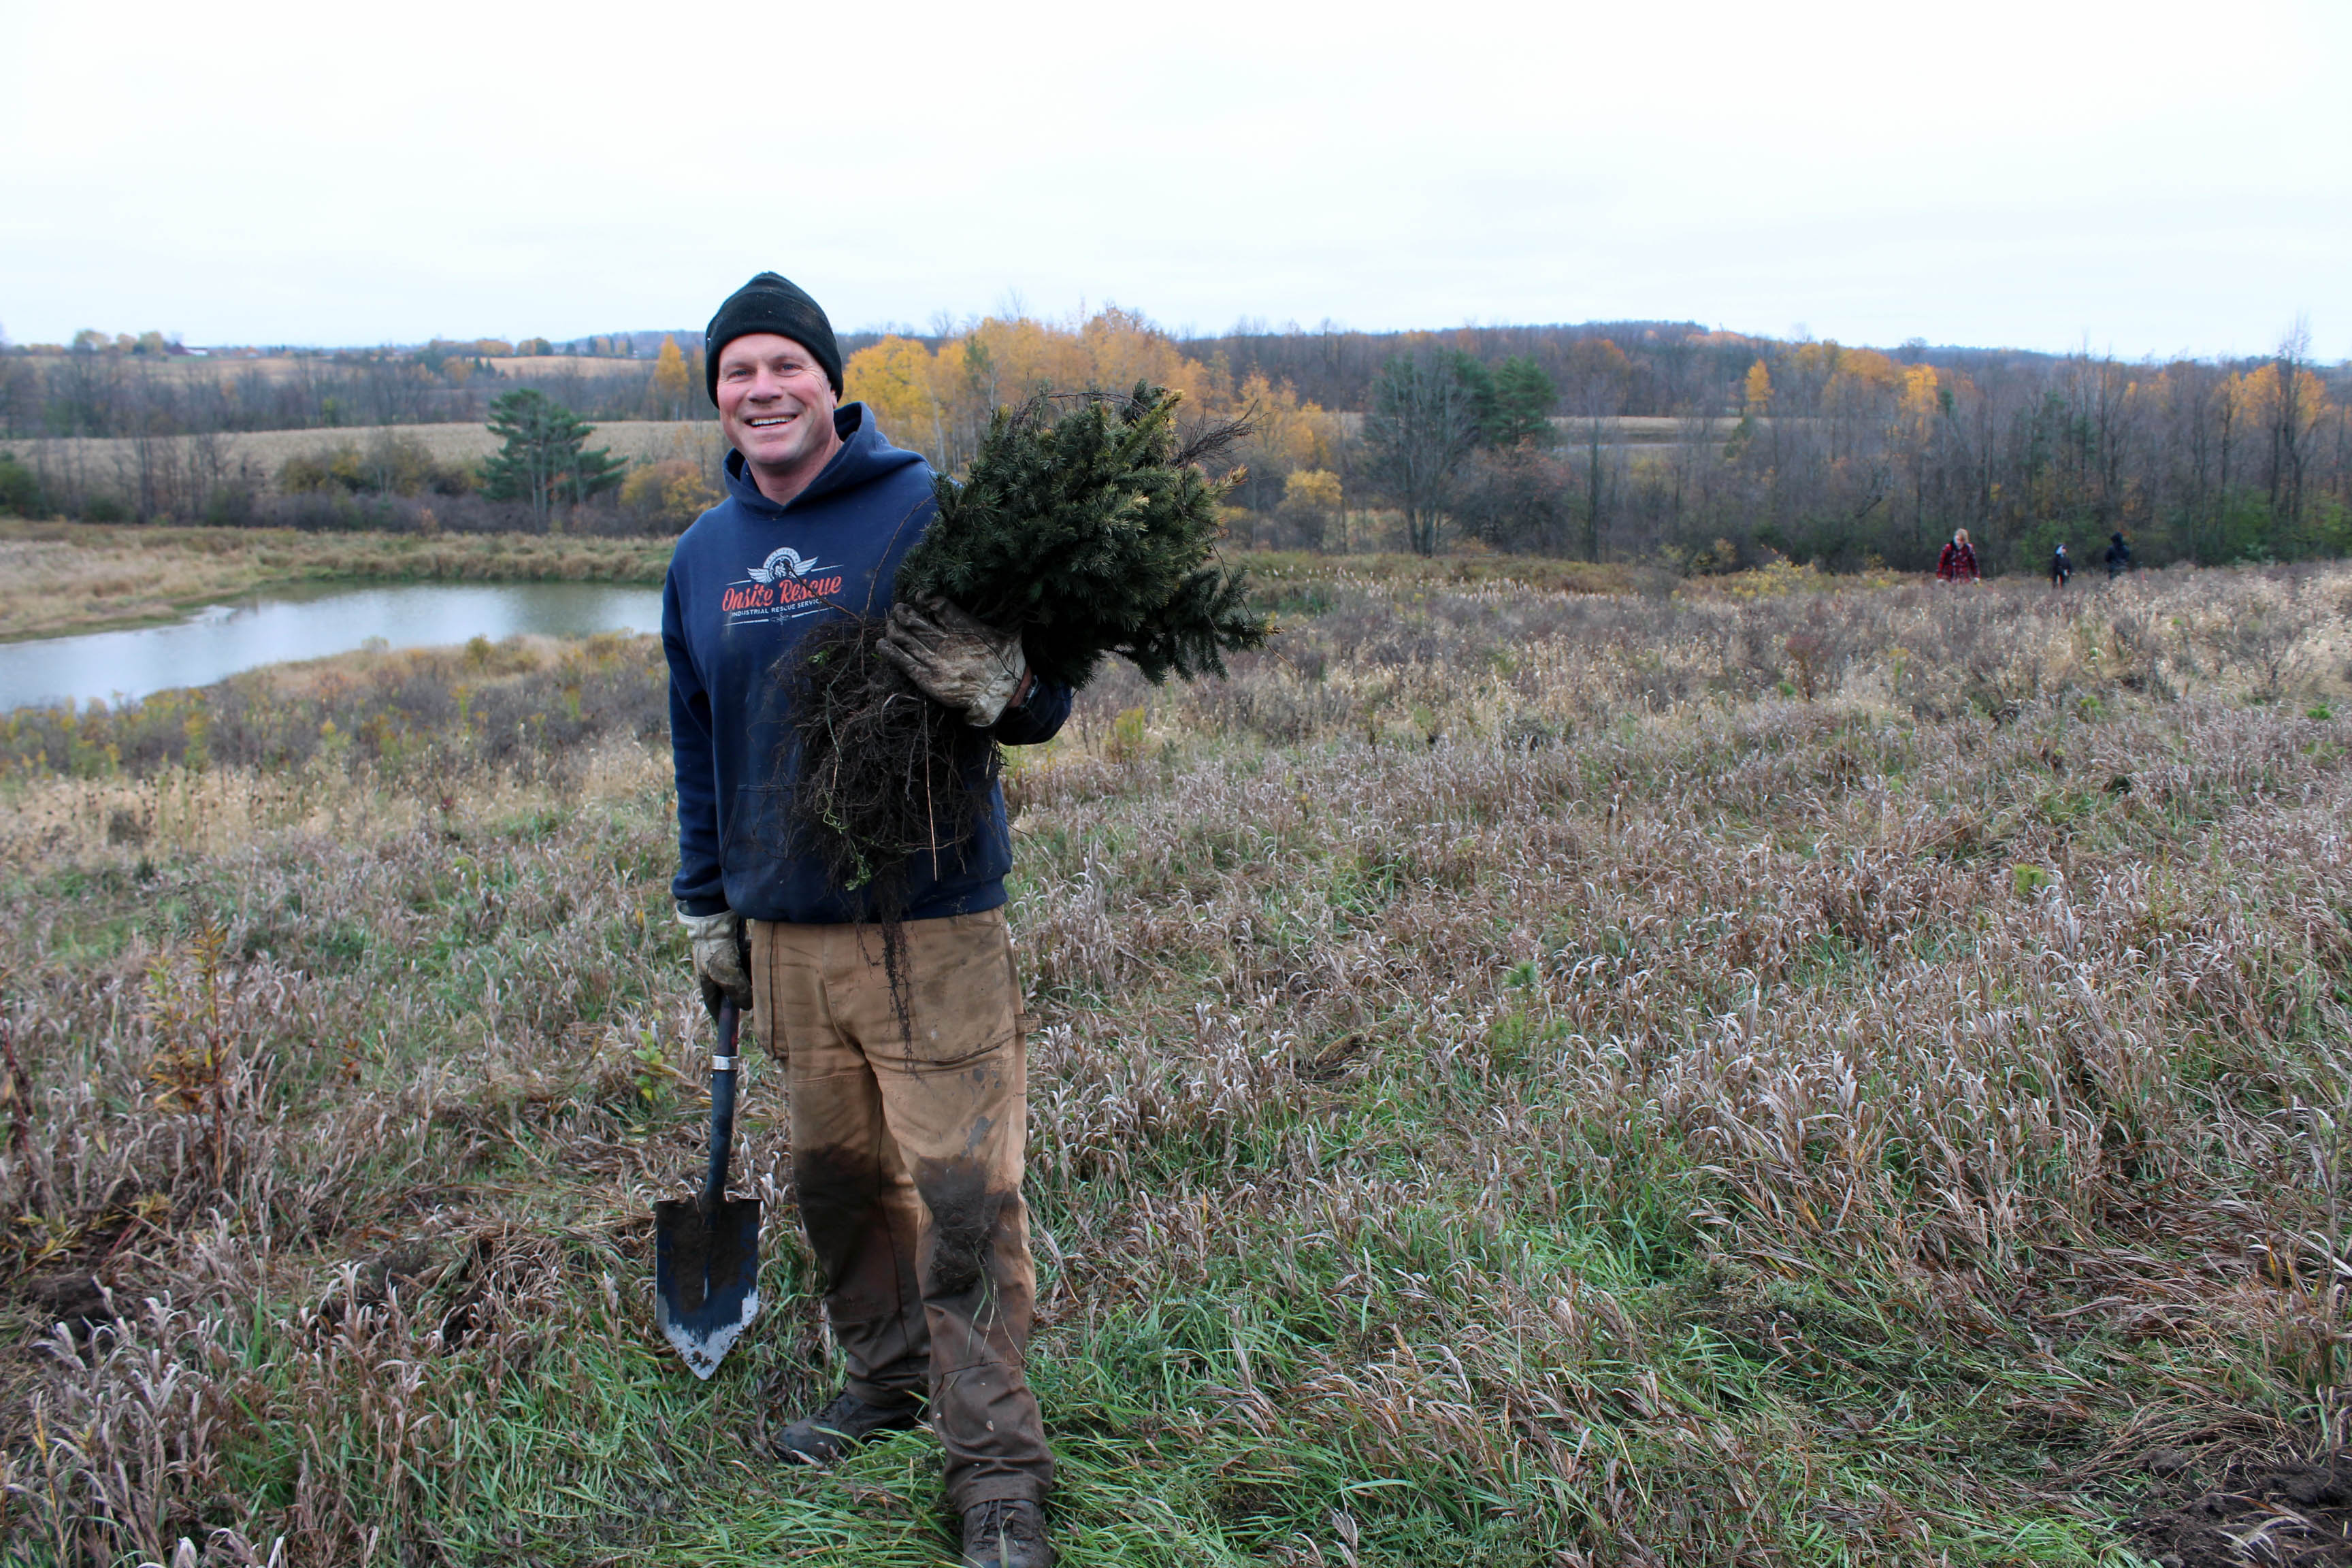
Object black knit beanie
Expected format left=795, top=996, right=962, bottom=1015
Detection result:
left=704, top=272, right=843, bottom=404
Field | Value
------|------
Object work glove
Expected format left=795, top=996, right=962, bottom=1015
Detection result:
left=679, top=906, right=751, bottom=1021
left=878, top=597, right=1030, bottom=727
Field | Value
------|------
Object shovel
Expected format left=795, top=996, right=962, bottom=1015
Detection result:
left=655, top=997, right=762, bottom=1378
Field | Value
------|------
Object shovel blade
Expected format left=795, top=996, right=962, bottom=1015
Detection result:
left=653, top=1196, right=762, bottom=1379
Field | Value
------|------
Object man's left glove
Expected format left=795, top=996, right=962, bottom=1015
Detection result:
left=878, top=597, right=1030, bottom=727
left=679, top=906, right=751, bottom=1020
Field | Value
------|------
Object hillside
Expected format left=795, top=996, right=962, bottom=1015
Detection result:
left=3, top=563, right=2347, bottom=1564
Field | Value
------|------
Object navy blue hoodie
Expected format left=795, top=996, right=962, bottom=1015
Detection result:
left=663, top=404, right=1071, bottom=923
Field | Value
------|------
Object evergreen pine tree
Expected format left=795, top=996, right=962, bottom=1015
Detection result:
left=480, top=389, right=624, bottom=523
left=1487, top=355, right=1558, bottom=446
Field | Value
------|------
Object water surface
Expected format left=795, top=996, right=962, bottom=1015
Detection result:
left=0, top=582, right=665, bottom=713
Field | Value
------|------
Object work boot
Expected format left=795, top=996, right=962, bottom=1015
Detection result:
left=767, top=1390, right=924, bottom=1466
left=960, top=1498, right=1053, bottom=1568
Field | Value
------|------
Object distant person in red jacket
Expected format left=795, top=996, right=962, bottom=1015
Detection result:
left=1936, top=528, right=1980, bottom=583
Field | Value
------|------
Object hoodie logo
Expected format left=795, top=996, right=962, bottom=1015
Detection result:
left=721, top=546, right=845, bottom=625
left=745, top=546, right=812, bottom=584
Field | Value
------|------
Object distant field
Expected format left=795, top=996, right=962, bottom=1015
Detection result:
left=1321, top=412, right=1727, bottom=442
left=1, top=421, right=723, bottom=495
left=485, top=354, right=679, bottom=378
left=1548, top=413, right=1726, bottom=441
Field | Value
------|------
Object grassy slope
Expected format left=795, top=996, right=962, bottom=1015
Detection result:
left=1, top=568, right=2349, bottom=1565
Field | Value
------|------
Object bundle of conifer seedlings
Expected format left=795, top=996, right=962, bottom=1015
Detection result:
left=781, top=383, right=1269, bottom=911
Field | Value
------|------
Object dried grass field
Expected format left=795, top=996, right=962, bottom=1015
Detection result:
left=0, top=423, right=721, bottom=476
left=1, top=564, right=2349, bottom=1566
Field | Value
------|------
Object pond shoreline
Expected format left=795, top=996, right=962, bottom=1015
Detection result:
left=0, top=579, right=669, bottom=712
left=0, top=520, right=675, bottom=642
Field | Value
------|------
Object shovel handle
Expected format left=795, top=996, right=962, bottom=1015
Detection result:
left=703, top=998, right=742, bottom=1213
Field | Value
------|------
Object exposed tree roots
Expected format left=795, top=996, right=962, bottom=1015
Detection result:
left=776, top=615, right=999, bottom=926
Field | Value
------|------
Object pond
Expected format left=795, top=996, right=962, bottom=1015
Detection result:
left=0, top=581, right=667, bottom=713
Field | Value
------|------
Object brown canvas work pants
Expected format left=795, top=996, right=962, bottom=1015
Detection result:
left=747, top=907, right=1054, bottom=1508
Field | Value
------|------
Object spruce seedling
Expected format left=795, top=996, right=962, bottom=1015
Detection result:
left=783, top=384, right=1269, bottom=909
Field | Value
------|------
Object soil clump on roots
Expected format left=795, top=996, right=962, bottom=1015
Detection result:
left=780, top=383, right=1266, bottom=911
left=2125, top=1450, right=2352, bottom=1567
left=778, top=615, right=998, bottom=921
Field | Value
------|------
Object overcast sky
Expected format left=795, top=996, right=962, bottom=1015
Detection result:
left=3, top=0, right=2345, bottom=360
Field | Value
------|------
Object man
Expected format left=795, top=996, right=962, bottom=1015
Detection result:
left=662, top=272, right=1065, bottom=1568
left=2051, top=542, right=2072, bottom=589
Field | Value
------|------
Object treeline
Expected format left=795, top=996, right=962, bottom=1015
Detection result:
left=0, top=389, right=723, bottom=536
left=1422, top=325, right=2352, bottom=573
left=6, top=310, right=2348, bottom=574
left=846, top=314, right=2352, bottom=572
left=1196, top=319, right=1752, bottom=419
left=0, top=341, right=704, bottom=439
left=0, top=329, right=922, bottom=441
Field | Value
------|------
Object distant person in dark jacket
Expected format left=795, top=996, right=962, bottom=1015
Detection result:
left=2051, top=543, right=2072, bottom=588
left=2104, top=532, right=2132, bottom=578
left=1935, top=528, right=1980, bottom=583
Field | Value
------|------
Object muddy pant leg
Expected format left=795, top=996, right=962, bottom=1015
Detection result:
left=915, top=1161, right=1045, bottom=1506
left=751, top=919, right=929, bottom=1407
left=832, top=911, right=1054, bottom=1509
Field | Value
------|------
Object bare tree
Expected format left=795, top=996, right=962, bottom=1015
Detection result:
left=1571, top=382, right=1620, bottom=562
left=1362, top=352, right=1485, bottom=555
left=2269, top=318, right=2313, bottom=538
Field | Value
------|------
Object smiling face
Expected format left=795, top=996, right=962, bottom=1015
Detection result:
left=715, top=333, right=842, bottom=504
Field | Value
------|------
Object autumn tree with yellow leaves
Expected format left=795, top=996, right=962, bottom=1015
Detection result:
left=649, top=336, right=694, bottom=421
left=846, top=308, right=1339, bottom=529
